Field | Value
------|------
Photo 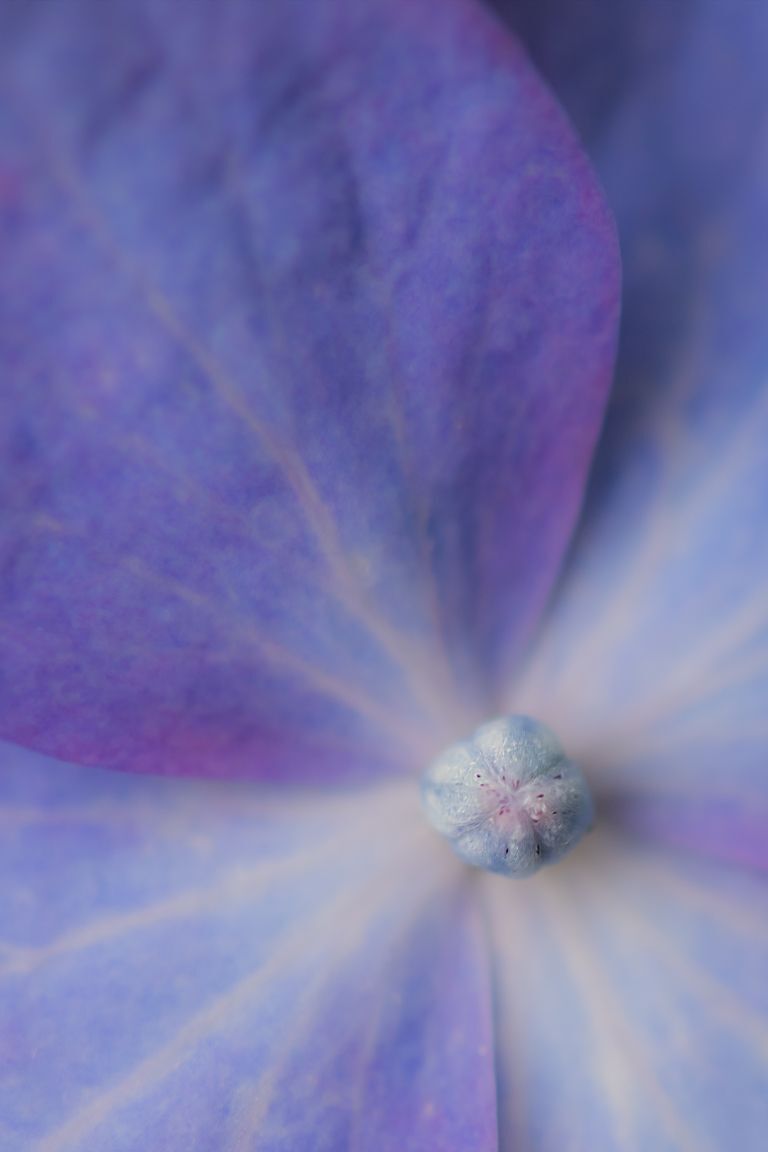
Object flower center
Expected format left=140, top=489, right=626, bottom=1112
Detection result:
left=420, top=715, right=593, bottom=877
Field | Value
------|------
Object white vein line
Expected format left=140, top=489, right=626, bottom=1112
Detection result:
left=0, top=833, right=358, bottom=980
left=346, top=864, right=473, bottom=1152
left=31, top=829, right=429, bottom=1152
left=602, top=886, right=768, bottom=1065
left=634, top=640, right=768, bottom=730
left=0, top=531, right=428, bottom=757
left=1, top=790, right=421, bottom=979
left=541, top=882, right=707, bottom=1152
left=235, top=849, right=450, bottom=1150
left=45, top=141, right=453, bottom=734
left=0, top=777, right=419, bottom=845
left=615, top=847, right=768, bottom=945
left=521, top=385, right=768, bottom=712
left=603, top=581, right=768, bottom=749
left=222, top=154, right=462, bottom=731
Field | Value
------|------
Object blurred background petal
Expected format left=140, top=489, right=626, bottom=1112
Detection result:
left=0, top=741, right=497, bottom=1152
left=0, top=0, right=618, bottom=783
left=485, top=832, right=768, bottom=1151
left=494, top=0, right=768, bottom=863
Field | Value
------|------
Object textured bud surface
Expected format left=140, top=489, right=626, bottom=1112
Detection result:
left=421, top=715, right=593, bottom=877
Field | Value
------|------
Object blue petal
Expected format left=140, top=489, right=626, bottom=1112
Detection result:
left=495, top=0, right=768, bottom=868
left=0, top=742, right=497, bottom=1151
left=0, top=0, right=618, bottom=782
left=486, top=8, right=768, bottom=1141
left=485, top=833, right=768, bottom=1151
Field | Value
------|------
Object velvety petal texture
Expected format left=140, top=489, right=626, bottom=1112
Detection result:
left=0, top=741, right=497, bottom=1152
left=486, top=834, right=768, bottom=1152
left=0, top=0, right=618, bottom=782
left=495, top=0, right=768, bottom=867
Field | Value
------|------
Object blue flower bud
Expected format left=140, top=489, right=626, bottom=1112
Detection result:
left=421, top=715, right=593, bottom=877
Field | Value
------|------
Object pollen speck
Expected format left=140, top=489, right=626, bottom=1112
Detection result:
left=420, top=715, right=594, bottom=878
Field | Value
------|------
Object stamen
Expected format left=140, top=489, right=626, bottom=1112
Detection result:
left=420, top=715, right=594, bottom=877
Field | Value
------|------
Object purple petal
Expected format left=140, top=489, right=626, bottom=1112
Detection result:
left=486, top=834, right=768, bottom=1150
left=496, top=1, right=768, bottom=864
left=0, top=0, right=618, bottom=781
left=0, top=742, right=497, bottom=1151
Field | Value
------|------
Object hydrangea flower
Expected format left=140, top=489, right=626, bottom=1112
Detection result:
left=1, top=1, right=766, bottom=1149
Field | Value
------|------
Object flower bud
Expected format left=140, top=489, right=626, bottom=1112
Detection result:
left=421, top=715, right=593, bottom=877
